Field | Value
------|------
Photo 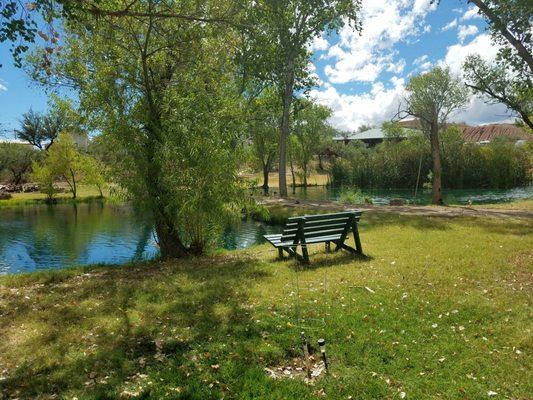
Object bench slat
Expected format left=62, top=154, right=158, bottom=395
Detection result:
left=276, top=234, right=343, bottom=247
left=281, top=226, right=346, bottom=242
left=282, top=221, right=348, bottom=235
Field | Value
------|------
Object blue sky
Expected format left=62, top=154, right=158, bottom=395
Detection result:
left=0, top=0, right=511, bottom=135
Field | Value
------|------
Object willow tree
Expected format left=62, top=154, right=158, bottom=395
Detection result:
left=247, top=0, right=361, bottom=197
left=30, top=1, right=245, bottom=258
left=400, top=67, right=469, bottom=205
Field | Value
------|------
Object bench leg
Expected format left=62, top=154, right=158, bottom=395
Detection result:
left=301, top=244, right=309, bottom=264
left=278, top=248, right=284, bottom=259
left=325, top=241, right=331, bottom=253
left=352, top=221, right=363, bottom=254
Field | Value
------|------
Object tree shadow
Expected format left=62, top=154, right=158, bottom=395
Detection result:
left=282, top=250, right=373, bottom=272
left=0, top=255, right=270, bottom=399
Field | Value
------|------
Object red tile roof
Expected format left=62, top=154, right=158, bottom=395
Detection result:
left=398, top=120, right=531, bottom=142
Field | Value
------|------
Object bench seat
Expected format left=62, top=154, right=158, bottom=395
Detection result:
left=264, top=210, right=363, bottom=263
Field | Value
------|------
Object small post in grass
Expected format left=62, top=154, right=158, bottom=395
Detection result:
left=301, top=331, right=312, bottom=379
left=318, top=338, right=329, bottom=373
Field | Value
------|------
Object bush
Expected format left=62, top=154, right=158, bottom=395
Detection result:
left=330, top=128, right=531, bottom=189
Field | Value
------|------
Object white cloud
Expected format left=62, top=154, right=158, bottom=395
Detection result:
left=441, top=18, right=458, bottom=32
left=438, top=34, right=510, bottom=124
left=324, top=0, right=437, bottom=84
left=418, top=61, right=432, bottom=71
left=458, top=25, right=479, bottom=43
left=308, top=33, right=330, bottom=52
left=387, top=59, right=406, bottom=74
left=440, top=33, right=498, bottom=76
left=0, top=79, right=6, bottom=91
left=461, top=6, right=481, bottom=21
left=413, top=54, right=428, bottom=66
left=453, top=96, right=515, bottom=125
left=309, top=78, right=406, bottom=131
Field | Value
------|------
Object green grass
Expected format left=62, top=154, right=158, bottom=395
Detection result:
left=0, top=185, right=110, bottom=208
left=0, top=212, right=532, bottom=399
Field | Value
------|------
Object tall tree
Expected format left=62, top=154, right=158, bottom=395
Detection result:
left=15, top=109, right=62, bottom=150
left=292, top=99, right=331, bottom=187
left=0, top=142, right=37, bottom=185
left=248, top=0, right=361, bottom=197
left=41, top=132, right=83, bottom=199
left=29, top=0, right=245, bottom=258
left=399, top=67, right=469, bottom=205
left=248, top=89, right=280, bottom=192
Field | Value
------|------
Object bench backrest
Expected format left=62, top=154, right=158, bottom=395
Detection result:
left=280, top=211, right=361, bottom=243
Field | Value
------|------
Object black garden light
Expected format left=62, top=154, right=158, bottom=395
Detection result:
left=301, top=332, right=312, bottom=378
left=317, top=338, right=329, bottom=372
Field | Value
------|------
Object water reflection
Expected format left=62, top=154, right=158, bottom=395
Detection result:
left=0, top=203, right=280, bottom=274
left=255, top=186, right=533, bottom=205
left=1, top=185, right=531, bottom=274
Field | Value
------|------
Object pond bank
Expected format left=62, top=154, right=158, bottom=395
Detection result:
left=258, top=197, right=533, bottom=222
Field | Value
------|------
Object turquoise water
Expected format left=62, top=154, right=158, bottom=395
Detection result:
left=1, top=186, right=531, bottom=274
left=257, top=186, right=533, bottom=205
left=0, top=203, right=278, bottom=274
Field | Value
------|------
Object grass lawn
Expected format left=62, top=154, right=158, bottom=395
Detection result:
left=0, top=185, right=109, bottom=208
left=0, top=212, right=531, bottom=399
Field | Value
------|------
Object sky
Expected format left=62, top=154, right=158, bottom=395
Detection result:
left=0, top=0, right=513, bottom=136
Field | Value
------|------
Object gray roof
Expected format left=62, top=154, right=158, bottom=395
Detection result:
left=333, top=127, right=419, bottom=141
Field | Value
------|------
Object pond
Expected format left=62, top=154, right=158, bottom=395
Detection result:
left=257, top=185, right=533, bottom=205
left=0, top=203, right=279, bottom=275
left=1, top=185, right=531, bottom=274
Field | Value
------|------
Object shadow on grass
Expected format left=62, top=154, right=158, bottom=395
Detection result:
left=0, top=256, right=270, bottom=399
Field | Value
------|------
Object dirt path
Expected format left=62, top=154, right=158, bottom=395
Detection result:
left=258, top=197, right=533, bottom=219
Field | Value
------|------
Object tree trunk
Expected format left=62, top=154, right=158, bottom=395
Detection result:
left=289, top=158, right=296, bottom=189
left=279, top=57, right=295, bottom=198
left=318, top=154, right=324, bottom=171
left=518, top=110, right=533, bottom=130
left=262, top=162, right=269, bottom=193
left=70, top=168, right=77, bottom=199
left=154, top=214, right=189, bottom=259
left=430, top=124, right=443, bottom=205
left=302, top=163, right=308, bottom=187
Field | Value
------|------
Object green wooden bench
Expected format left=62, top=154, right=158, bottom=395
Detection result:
left=264, top=211, right=363, bottom=263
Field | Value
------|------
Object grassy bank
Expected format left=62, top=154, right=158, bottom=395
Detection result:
left=1, top=211, right=531, bottom=399
left=242, top=171, right=330, bottom=187
left=0, top=185, right=112, bottom=208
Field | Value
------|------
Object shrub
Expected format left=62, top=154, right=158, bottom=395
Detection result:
left=330, top=128, right=531, bottom=189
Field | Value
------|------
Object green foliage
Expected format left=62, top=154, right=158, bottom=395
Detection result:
left=404, top=67, right=470, bottom=128
left=339, top=188, right=368, bottom=205
left=463, top=54, right=533, bottom=129
left=291, top=100, right=332, bottom=186
left=248, top=89, right=280, bottom=188
left=0, top=142, right=38, bottom=185
left=460, top=0, right=533, bottom=129
left=28, top=4, right=248, bottom=256
left=330, top=129, right=531, bottom=189
left=31, top=160, right=56, bottom=200
left=14, top=108, right=63, bottom=150
left=81, top=156, right=106, bottom=197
